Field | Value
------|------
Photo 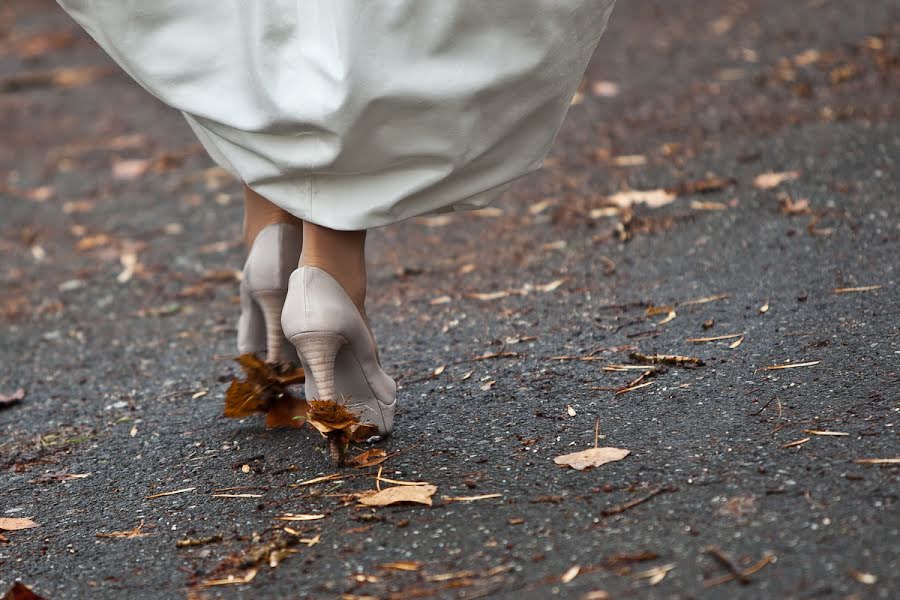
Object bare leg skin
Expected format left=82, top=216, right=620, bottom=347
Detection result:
left=299, top=222, right=368, bottom=317
left=242, top=184, right=303, bottom=248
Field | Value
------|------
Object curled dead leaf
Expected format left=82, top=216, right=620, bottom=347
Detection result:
left=305, top=400, right=379, bottom=465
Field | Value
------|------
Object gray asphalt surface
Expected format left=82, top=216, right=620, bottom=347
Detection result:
left=1, top=1, right=898, bottom=599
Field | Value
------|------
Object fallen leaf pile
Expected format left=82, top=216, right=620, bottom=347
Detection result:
left=224, top=354, right=307, bottom=428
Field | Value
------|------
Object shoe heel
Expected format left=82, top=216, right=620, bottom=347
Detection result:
left=252, top=290, right=290, bottom=364
left=291, top=332, right=348, bottom=402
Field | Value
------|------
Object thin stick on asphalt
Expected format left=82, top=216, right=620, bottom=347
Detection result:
left=750, top=396, right=778, bottom=416
left=594, top=417, right=600, bottom=449
left=601, top=486, right=676, bottom=516
left=703, top=552, right=776, bottom=588
left=704, top=546, right=750, bottom=584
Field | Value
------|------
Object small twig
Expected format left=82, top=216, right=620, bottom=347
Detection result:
left=750, top=396, right=778, bottom=416
left=593, top=418, right=600, bottom=449
left=704, top=546, right=749, bottom=584
left=601, top=486, right=676, bottom=516
left=703, top=552, right=776, bottom=588
left=629, top=352, right=704, bottom=367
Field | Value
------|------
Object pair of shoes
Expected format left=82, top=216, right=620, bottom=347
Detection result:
left=237, top=223, right=396, bottom=435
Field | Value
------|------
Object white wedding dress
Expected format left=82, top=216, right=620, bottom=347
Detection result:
left=57, top=0, right=615, bottom=229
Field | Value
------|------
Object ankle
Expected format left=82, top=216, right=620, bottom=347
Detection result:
left=299, top=253, right=367, bottom=314
left=243, top=185, right=302, bottom=248
left=299, top=222, right=368, bottom=314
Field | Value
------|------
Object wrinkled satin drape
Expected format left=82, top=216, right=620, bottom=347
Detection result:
left=58, top=0, right=615, bottom=229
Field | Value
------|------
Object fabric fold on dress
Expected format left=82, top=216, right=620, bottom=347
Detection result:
left=58, top=0, right=616, bottom=229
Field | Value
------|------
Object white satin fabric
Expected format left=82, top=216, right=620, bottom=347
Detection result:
left=58, top=1, right=615, bottom=229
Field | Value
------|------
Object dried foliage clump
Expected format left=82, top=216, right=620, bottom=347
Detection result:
left=224, top=354, right=307, bottom=428
left=1, top=583, right=46, bottom=600
left=306, top=400, right=378, bottom=466
left=224, top=354, right=377, bottom=465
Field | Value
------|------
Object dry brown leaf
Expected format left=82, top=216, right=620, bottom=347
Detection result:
left=630, top=352, right=704, bottom=367
left=96, top=520, right=149, bottom=539
left=466, top=291, right=509, bottom=301
left=224, top=354, right=307, bottom=429
left=633, top=563, right=675, bottom=585
left=379, top=561, right=422, bottom=571
left=276, top=514, right=325, bottom=522
left=197, top=569, right=258, bottom=588
left=779, top=196, right=811, bottom=215
left=0, top=65, right=116, bottom=93
left=305, top=400, right=359, bottom=434
left=345, top=448, right=389, bottom=469
left=75, top=234, right=113, bottom=251
left=848, top=570, right=877, bottom=585
left=645, top=304, right=674, bottom=317
left=670, top=176, right=734, bottom=196
left=0, top=518, right=39, bottom=531
left=611, top=155, right=646, bottom=167
left=554, top=447, right=630, bottom=471
left=606, top=189, right=676, bottom=209
left=112, top=158, right=152, bottom=180
left=753, top=171, right=800, bottom=189
left=305, top=400, right=378, bottom=464
left=535, top=279, right=565, bottom=293
left=14, top=30, right=77, bottom=58
left=591, top=80, right=620, bottom=97
left=1, top=583, right=47, bottom=600
left=62, top=200, right=95, bottom=214
left=691, top=200, right=727, bottom=211
left=561, top=565, right=581, bottom=583
left=658, top=310, right=677, bottom=324
left=357, top=484, right=437, bottom=507
left=0, top=388, right=25, bottom=409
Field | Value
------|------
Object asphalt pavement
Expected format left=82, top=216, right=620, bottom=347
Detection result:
left=1, top=1, right=898, bottom=598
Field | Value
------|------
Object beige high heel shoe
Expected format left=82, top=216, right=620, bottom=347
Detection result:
left=281, top=266, right=397, bottom=435
left=237, top=223, right=303, bottom=364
